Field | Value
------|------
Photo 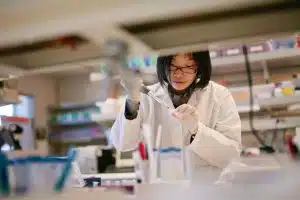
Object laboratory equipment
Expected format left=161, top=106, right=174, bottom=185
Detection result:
left=140, top=124, right=189, bottom=183
left=0, top=116, right=34, bottom=150
left=0, top=124, right=24, bottom=152
left=140, top=85, right=173, bottom=110
left=102, top=40, right=168, bottom=111
left=75, top=146, right=115, bottom=174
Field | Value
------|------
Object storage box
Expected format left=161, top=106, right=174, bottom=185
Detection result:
left=269, top=36, right=297, bottom=50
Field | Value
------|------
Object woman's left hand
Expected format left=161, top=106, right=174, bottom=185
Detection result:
left=171, top=104, right=199, bottom=132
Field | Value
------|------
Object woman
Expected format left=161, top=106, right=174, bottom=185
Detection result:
left=111, top=51, right=241, bottom=169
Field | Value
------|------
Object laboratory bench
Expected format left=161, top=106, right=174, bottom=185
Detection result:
left=38, top=154, right=300, bottom=200
left=79, top=153, right=298, bottom=187
left=3, top=153, right=299, bottom=200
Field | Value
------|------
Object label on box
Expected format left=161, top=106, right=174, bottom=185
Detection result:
left=273, top=39, right=295, bottom=49
left=226, top=48, right=240, bottom=56
left=249, top=45, right=264, bottom=53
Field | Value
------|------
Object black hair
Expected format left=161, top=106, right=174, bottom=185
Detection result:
left=156, top=50, right=212, bottom=89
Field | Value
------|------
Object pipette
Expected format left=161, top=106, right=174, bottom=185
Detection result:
left=140, top=85, right=173, bottom=111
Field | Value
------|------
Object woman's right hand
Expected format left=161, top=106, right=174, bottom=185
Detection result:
left=120, top=68, right=143, bottom=102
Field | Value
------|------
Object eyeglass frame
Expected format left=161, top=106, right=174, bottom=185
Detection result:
left=169, top=64, right=198, bottom=75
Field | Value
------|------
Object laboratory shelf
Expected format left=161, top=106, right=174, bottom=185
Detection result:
left=230, top=81, right=300, bottom=115
left=258, top=95, right=300, bottom=108
left=237, top=104, right=260, bottom=113
left=241, top=116, right=300, bottom=132
left=236, top=95, right=300, bottom=114
left=49, top=103, right=97, bottom=112
left=211, top=48, right=300, bottom=68
left=271, top=111, right=300, bottom=117
left=49, top=135, right=107, bottom=144
left=47, top=102, right=111, bottom=155
left=49, top=120, right=99, bottom=127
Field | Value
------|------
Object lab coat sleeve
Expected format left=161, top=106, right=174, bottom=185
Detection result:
left=188, top=93, right=242, bottom=168
left=110, top=98, right=144, bottom=151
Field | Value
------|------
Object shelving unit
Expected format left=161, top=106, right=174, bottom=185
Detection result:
left=258, top=95, right=300, bottom=108
left=211, top=48, right=300, bottom=68
left=208, top=36, right=300, bottom=133
left=241, top=117, right=300, bottom=132
left=235, top=94, right=300, bottom=113
left=47, top=103, right=110, bottom=155
left=235, top=90, right=300, bottom=132
left=46, top=98, right=137, bottom=174
left=210, top=36, right=300, bottom=89
left=50, top=135, right=107, bottom=145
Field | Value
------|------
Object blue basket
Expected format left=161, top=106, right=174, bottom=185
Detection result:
left=0, top=148, right=77, bottom=196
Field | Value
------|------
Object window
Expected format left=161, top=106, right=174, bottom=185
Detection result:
left=14, top=95, right=35, bottom=118
left=0, top=95, right=34, bottom=118
left=0, top=104, right=14, bottom=116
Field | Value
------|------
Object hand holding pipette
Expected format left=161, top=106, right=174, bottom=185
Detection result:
left=120, top=69, right=143, bottom=102
left=139, top=85, right=173, bottom=111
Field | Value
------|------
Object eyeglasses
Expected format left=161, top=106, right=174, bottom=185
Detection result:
left=169, top=65, right=197, bottom=74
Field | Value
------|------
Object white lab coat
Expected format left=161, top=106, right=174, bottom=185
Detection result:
left=111, top=81, right=242, bottom=170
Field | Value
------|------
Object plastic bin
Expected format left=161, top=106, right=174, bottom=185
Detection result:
left=0, top=148, right=77, bottom=196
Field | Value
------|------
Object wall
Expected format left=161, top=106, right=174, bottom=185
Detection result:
left=58, top=74, right=109, bottom=104
left=58, top=73, right=155, bottom=104
left=17, top=75, right=58, bottom=127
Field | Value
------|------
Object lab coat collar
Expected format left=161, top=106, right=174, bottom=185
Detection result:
left=151, top=82, right=211, bottom=109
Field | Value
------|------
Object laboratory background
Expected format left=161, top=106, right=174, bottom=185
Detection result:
left=0, top=0, right=300, bottom=199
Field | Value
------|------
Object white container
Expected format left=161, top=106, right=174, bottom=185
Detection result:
left=294, top=90, right=300, bottom=96
left=256, top=92, right=272, bottom=99
left=155, top=148, right=186, bottom=182
left=274, top=87, right=283, bottom=97
left=142, top=124, right=190, bottom=183
left=75, top=146, right=98, bottom=174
